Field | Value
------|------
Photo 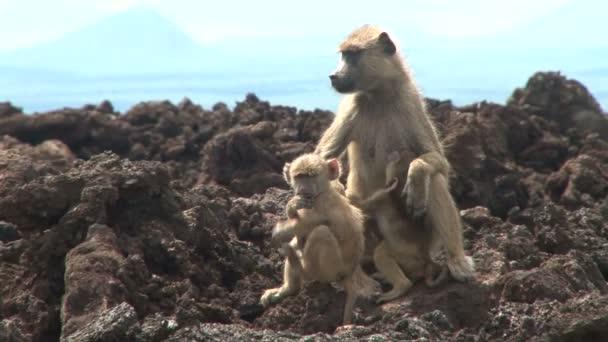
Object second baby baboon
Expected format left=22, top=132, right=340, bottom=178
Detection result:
left=361, top=151, right=449, bottom=302
left=260, top=153, right=377, bottom=325
left=315, top=24, right=475, bottom=282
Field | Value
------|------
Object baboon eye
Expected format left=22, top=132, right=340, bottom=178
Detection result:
left=342, top=50, right=361, bottom=62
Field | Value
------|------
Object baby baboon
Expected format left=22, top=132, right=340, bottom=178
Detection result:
left=361, top=151, right=449, bottom=302
left=260, top=153, right=377, bottom=325
left=315, top=24, right=475, bottom=282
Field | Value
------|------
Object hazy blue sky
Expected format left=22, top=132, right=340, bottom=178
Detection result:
left=0, top=0, right=605, bottom=52
left=1, top=0, right=606, bottom=113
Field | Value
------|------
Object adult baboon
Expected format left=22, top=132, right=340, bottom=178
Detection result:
left=315, top=24, right=475, bottom=282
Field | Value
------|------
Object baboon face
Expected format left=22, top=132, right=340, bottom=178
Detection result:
left=291, top=175, right=322, bottom=198
left=330, top=31, right=398, bottom=94
left=329, top=49, right=362, bottom=93
left=287, top=155, right=341, bottom=197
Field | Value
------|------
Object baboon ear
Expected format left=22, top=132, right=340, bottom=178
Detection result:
left=327, top=159, right=341, bottom=181
left=378, top=32, right=396, bottom=55
left=283, top=162, right=292, bottom=184
left=387, top=151, right=401, bottom=163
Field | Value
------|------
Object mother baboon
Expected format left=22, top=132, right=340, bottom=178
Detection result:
left=315, top=24, right=475, bottom=285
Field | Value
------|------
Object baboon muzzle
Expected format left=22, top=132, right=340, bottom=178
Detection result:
left=329, top=74, right=355, bottom=93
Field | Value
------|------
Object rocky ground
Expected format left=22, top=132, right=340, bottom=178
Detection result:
left=1, top=71, right=607, bottom=341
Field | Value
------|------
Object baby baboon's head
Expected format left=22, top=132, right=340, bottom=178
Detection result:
left=330, top=25, right=402, bottom=94
left=284, top=154, right=341, bottom=198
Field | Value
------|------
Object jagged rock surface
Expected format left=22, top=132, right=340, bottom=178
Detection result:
left=0, top=72, right=607, bottom=341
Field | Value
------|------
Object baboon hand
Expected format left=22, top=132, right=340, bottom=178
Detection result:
left=271, top=222, right=294, bottom=247
left=286, top=197, right=299, bottom=219
left=402, top=173, right=430, bottom=221
left=286, top=195, right=314, bottom=218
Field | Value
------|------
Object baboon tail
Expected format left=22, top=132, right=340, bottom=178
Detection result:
left=447, top=255, right=475, bottom=282
left=352, top=266, right=380, bottom=298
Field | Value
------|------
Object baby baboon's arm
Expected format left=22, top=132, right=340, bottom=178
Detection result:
left=361, top=178, right=399, bottom=211
left=271, top=208, right=326, bottom=246
left=315, top=110, right=356, bottom=159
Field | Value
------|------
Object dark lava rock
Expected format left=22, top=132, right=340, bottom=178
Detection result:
left=200, top=127, right=285, bottom=196
left=546, top=154, right=608, bottom=207
left=1, top=72, right=608, bottom=341
left=60, top=224, right=128, bottom=339
left=508, top=71, right=608, bottom=139
left=62, top=302, right=137, bottom=342
left=0, top=102, right=22, bottom=118
left=0, top=221, right=20, bottom=243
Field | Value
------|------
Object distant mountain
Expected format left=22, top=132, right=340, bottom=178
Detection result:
left=0, top=8, right=232, bottom=75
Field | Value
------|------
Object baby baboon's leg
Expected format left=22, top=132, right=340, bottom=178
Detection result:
left=301, top=225, right=347, bottom=282
left=427, top=173, right=475, bottom=281
left=260, top=238, right=302, bottom=307
left=302, top=225, right=358, bottom=325
left=360, top=179, right=398, bottom=212
left=373, top=241, right=413, bottom=303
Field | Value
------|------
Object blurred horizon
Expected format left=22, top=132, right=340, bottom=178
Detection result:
left=0, top=0, right=606, bottom=113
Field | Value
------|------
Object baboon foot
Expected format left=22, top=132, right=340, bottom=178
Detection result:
left=447, top=256, right=475, bottom=282
left=376, top=282, right=412, bottom=303
left=260, top=287, right=290, bottom=307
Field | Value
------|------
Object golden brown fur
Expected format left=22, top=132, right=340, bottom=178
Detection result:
left=316, top=25, right=475, bottom=291
left=260, top=153, right=377, bottom=325
left=360, top=151, right=449, bottom=302
left=339, top=25, right=389, bottom=51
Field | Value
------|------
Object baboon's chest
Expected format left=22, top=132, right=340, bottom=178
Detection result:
left=353, top=120, right=415, bottom=169
left=347, top=106, right=420, bottom=198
